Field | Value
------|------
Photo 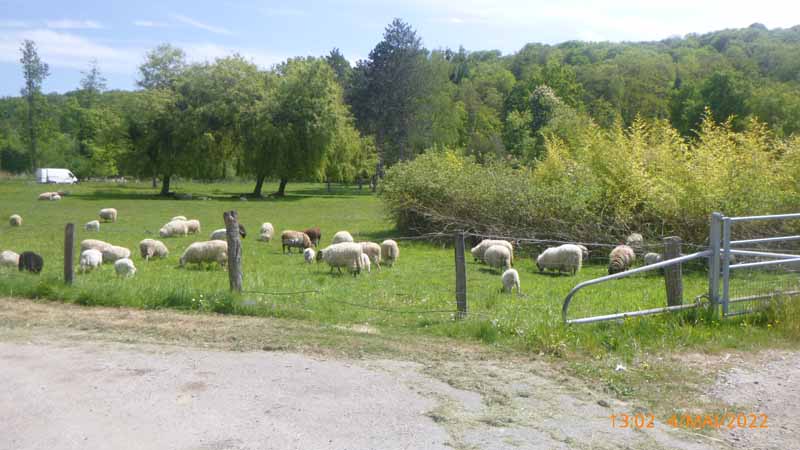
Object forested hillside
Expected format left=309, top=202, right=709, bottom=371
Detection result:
left=1, top=20, right=799, bottom=198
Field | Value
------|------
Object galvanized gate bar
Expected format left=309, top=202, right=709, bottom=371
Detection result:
left=729, top=213, right=800, bottom=222
left=730, top=249, right=800, bottom=259
left=730, top=258, right=800, bottom=270
left=722, top=217, right=732, bottom=316
left=731, top=235, right=800, bottom=245
left=709, top=212, right=722, bottom=311
left=567, top=302, right=702, bottom=325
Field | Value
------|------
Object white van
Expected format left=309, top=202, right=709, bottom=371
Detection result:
left=35, top=168, right=78, bottom=184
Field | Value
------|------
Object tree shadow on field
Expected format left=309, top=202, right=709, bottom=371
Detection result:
left=533, top=270, right=575, bottom=277
left=477, top=267, right=504, bottom=275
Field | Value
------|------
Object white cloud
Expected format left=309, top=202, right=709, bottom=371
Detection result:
left=172, top=14, right=232, bottom=35
left=133, top=20, right=168, bottom=28
left=183, top=43, right=285, bottom=68
left=45, top=19, right=103, bottom=30
left=0, top=20, right=30, bottom=28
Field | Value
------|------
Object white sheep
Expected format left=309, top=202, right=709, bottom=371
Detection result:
left=171, top=215, right=187, bottom=222
left=356, top=252, right=371, bottom=274
left=381, top=239, right=400, bottom=267
left=99, top=208, right=118, bottom=222
left=331, top=230, right=354, bottom=244
left=643, top=252, right=663, bottom=266
left=501, top=268, right=521, bottom=295
left=316, top=242, right=363, bottom=275
left=303, top=248, right=316, bottom=264
left=101, top=245, right=132, bottom=263
left=471, top=239, right=514, bottom=264
left=80, top=239, right=112, bottom=253
left=38, top=192, right=57, bottom=200
left=484, top=245, right=512, bottom=270
left=84, top=220, right=100, bottom=232
left=1, top=250, right=20, bottom=268
left=609, top=245, right=636, bottom=274
left=185, top=219, right=201, bottom=234
left=50, top=194, right=61, bottom=201
left=114, top=258, right=136, bottom=277
left=180, top=240, right=228, bottom=268
left=9, top=214, right=22, bottom=227
left=577, top=245, right=589, bottom=261
left=209, top=228, right=227, bottom=240
left=360, top=242, right=382, bottom=271
left=536, top=244, right=583, bottom=276
left=258, top=222, right=275, bottom=242
left=79, top=249, right=102, bottom=272
left=626, top=233, right=644, bottom=251
left=139, top=239, right=169, bottom=260
left=160, top=220, right=189, bottom=238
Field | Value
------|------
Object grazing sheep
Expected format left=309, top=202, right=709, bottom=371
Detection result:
left=501, top=268, right=521, bottom=294
left=304, top=227, right=322, bottom=247
left=185, top=219, right=201, bottom=234
left=101, top=245, right=131, bottom=263
left=536, top=244, right=583, bottom=276
left=80, top=239, right=112, bottom=253
left=316, top=242, right=363, bottom=276
left=1, top=250, right=20, bottom=268
left=9, top=214, right=22, bottom=227
left=160, top=220, right=189, bottom=238
left=303, top=248, right=316, bottom=264
left=18, top=251, right=43, bottom=273
left=609, top=245, right=636, bottom=274
left=139, top=239, right=169, bottom=260
left=356, top=252, right=371, bottom=274
left=209, top=226, right=247, bottom=241
left=484, top=245, right=512, bottom=270
left=626, top=233, right=644, bottom=251
left=79, top=249, right=102, bottom=272
left=471, top=239, right=514, bottom=264
left=84, top=220, right=100, bottom=232
left=171, top=215, right=187, bottom=222
left=577, top=245, right=589, bottom=261
left=38, top=192, right=60, bottom=201
left=99, top=208, right=118, bottom=222
left=281, top=230, right=313, bottom=254
left=643, top=252, right=663, bottom=266
left=179, top=240, right=228, bottom=268
left=331, top=230, right=354, bottom=244
left=50, top=194, right=61, bottom=201
left=381, top=239, right=400, bottom=267
left=360, top=242, right=382, bottom=271
left=258, top=222, right=275, bottom=242
left=114, top=258, right=137, bottom=278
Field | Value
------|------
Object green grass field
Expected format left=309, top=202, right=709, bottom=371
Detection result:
left=1, top=178, right=798, bottom=364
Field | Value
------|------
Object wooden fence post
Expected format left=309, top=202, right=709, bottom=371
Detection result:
left=223, top=210, right=243, bottom=293
left=64, top=223, right=74, bottom=285
left=664, top=236, right=683, bottom=306
left=455, top=232, right=467, bottom=318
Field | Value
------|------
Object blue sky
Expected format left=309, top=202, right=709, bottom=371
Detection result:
left=0, top=0, right=797, bottom=96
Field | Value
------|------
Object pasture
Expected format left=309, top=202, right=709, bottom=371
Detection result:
left=1, top=178, right=798, bottom=365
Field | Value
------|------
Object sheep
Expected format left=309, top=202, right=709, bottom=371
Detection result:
left=643, top=252, right=663, bottom=266
left=608, top=245, right=636, bottom=274
left=80, top=239, right=112, bottom=253
left=84, top=220, right=100, bottom=232
left=258, top=223, right=275, bottom=242
left=356, top=252, right=371, bottom=274
left=179, top=240, right=228, bottom=268
left=471, top=239, right=514, bottom=264
left=501, top=268, right=521, bottom=295
left=160, top=220, right=189, bottom=238
left=381, top=240, right=400, bottom=267
left=331, top=230, right=354, bottom=244
left=79, top=249, right=102, bottom=272
left=50, top=194, right=61, bottom=201
left=626, top=233, right=644, bottom=252
left=304, top=227, right=322, bottom=247
left=577, top=245, right=589, bottom=261
left=139, top=239, right=169, bottom=260
left=1, top=250, right=20, bottom=268
left=171, top=215, right=187, bottom=222
left=114, top=258, right=137, bottom=278
left=185, top=219, right=201, bottom=235
left=282, top=230, right=313, bottom=254
left=536, top=244, right=583, bottom=276
left=303, top=248, right=316, bottom=264
left=209, top=226, right=247, bottom=241
left=101, top=245, right=131, bottom=263
left=9, top=214, right=22, bottom=227
left=360, top=242, right=382, bottom=271
left=316, top=242, right=363, bottom=276
left=38, top=192, right=60, bottom=201
left=484, top=245, right=512, bottom=270
left=99, top=208, right=118, bottom=222
left=18, top=251, right=43, bottom=273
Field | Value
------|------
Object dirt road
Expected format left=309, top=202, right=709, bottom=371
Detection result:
left=0, top=298, right=794, bottom=450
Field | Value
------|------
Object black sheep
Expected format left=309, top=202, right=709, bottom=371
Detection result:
left=18, top=251, right=44, bottom=274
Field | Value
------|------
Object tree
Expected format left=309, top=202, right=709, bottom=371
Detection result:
left=79, top=59, right=106, bottom=108
left=137, top=44, right=187, bottom=90
left=19, top=39, right=50, bottom=172
left=325, top=48, right=351, bottom=88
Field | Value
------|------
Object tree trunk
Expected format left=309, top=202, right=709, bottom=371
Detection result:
left=275, top=178, right=288, bottom=197
left=160, top=175, right=171, bottom=196
left=326, top=179, right=331, bottom=193
left=253, top=174, right=266, bottom=197
left=27, top=96, right=37, bottom=172
left=151, top=175, right=157, bottom=188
